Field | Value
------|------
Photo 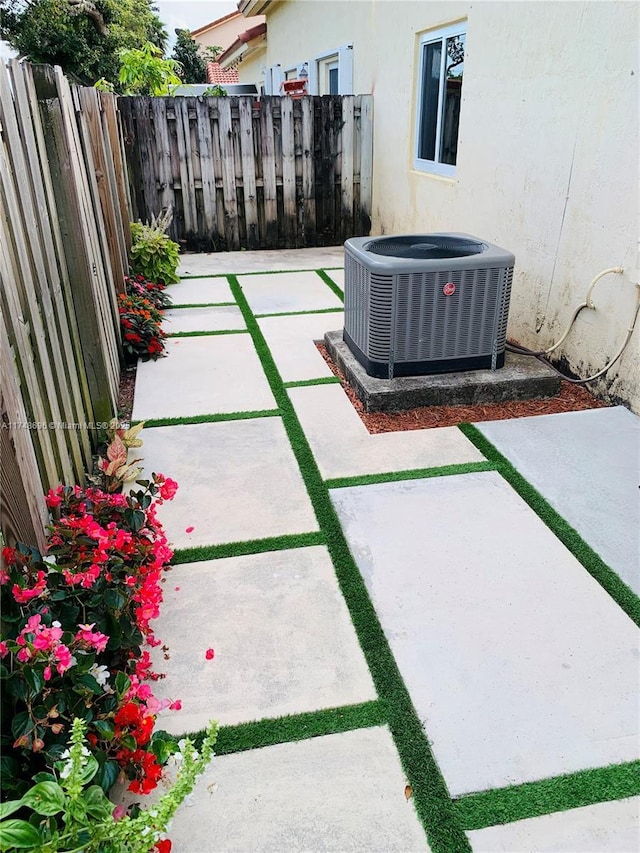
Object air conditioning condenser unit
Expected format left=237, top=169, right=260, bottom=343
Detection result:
left=343, top=233, right=515, bottom=379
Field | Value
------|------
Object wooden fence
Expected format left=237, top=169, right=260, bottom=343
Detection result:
left=0, top=61, right=129, bottom=548
left=119, top=94, right=373, bottom=251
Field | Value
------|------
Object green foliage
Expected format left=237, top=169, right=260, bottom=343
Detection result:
left=203, top=85, right=228, bottom=97
left=0, top=0, right=168, bottom=88
left=118, top=291, right=167, bottom=362
left=170, top=29, right=206, bottom=84
left=130, top=222, right=180, bottom=286
left=118, top=41, right=181, bottom=95
left=0, top=717, right=219, bottom=852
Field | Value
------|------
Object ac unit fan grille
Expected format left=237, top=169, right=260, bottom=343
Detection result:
left=365, top=234, right=485, bottom=259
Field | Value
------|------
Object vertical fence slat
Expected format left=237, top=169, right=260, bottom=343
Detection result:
left=0, top=313, right=49, bottom=552
left=301, top=98, right=316, bottom=245
left=174, top=98, right=198, bottom=236
left=239, top=97, right=259, bottom=249
left=195, top=98, right=218, bottom=243
left=260, top=97, right=278, bottom=249
left=280, top=97, right=296, bottom=247
left=217, top=97, right=239, bottom=248
left=340, top=95, right=354, bottom=242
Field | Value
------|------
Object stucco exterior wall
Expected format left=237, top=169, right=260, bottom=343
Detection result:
left=258, top=1, right=639, bottom=410
left=236, top=47, right=266, bottom=87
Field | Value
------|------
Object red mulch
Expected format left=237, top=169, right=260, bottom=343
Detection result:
left=316, top=344, right=608, bottom=434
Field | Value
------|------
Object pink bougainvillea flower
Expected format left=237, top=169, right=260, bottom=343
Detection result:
left=43, top=665, right=52, bottom=681
left=169, top=699, right=182, bottom=711
left=205, top=648, right=215, bottom=660
left=185, top=526, right=194, bottom=534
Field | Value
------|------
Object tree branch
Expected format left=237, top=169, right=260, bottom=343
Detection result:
left=66, top=0, right=109, bottom=37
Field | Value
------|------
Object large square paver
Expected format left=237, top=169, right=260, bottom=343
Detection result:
left=330, top=472, right=640, bottom=796
left=178, top=247, right=345, bottom=277
left=258, top=311, right=343, bottom=383
left=238, top=270, right=343, bottom=315
left=289, top=384, right=484, bottom=479
left=163, top=305, right=245, bottom=335
left=151, top=546, right=376, bottom=732
left=138, top=419, right=318, bottom=549
left=478, top=407, right=640, bottom=596
left=155, top=728, right=430, bottom=852
left=323, top=267, right=344, bottom=289
left=168, top=276, right=234, bottom=305
left=467, top=796, right=640, bottom=852
left=131, top=335, right=275, bottom=420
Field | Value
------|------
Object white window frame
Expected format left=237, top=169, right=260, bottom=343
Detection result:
left=307, top=44, right=353, bottom=95
left=414, top=22, right=466, bottom=177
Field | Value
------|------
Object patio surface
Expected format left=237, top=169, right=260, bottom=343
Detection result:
left=127, top=250, right=640, bottom=852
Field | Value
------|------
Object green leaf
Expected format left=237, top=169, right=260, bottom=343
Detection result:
left=104, top=588, right=125, bottom=610
left=82, top=786, right=112, bottom=820
left=0, top=819, right=43, bottom=849
left=11, top=712, right=32, bottom=739
left=23, top=668, right=43, bottom=695
left=94, top=759, right=119, bottom=793
left=74, top=673, right=103, bottom=695
left=79, top=754, right=100, bottom=785
left=120, top=734, right=137, bottom=751
left=115, top=672, right=131, bottom=697
left=92, top=720, right=115, bottom=741
left=21, top=781, right=65, bottom=816
left=0, top=801, right=24, bottom=821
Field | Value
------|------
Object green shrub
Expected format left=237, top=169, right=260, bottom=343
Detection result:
left=130, top=223, right=180, bottom=287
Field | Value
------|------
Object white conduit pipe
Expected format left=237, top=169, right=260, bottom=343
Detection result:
left=544, top=266, right=624, bottom=355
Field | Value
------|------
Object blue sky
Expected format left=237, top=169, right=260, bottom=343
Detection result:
left=154, top=1, right=239, bottom=46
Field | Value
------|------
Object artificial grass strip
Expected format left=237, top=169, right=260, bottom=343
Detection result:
left=172, top=531, right=326, bottom=565
left=325, top=461, right=496, bottom=490
left=284, top=376, right=342, bottom=389
left=316, top=268, right=344, bottom=301
left=187, top=701, right=386, bottom=755
left=165, top=328, right=246, bottom=338
left=459, top=423, right=640, bottom=627
left=454, top=760, right=640, bottom=831
left=170, top=301, right=237, bottom=309
left=255, top=306, right=344, bottom=319
left=143, top=409, right=280, bottom=429
left=228, top=274, right=470, bottom=853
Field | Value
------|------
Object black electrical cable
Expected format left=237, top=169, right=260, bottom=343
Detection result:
left=505, top=342, right=601, bottom=385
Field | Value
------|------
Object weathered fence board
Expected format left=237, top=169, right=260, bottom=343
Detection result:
left=1, top=60, right=130, bottom=548
left=120, top=94, right=373, bottom=251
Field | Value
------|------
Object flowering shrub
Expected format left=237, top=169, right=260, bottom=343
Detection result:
left=0, top=474, right=180, bottom=800
left=125, top=275, right=173, bottom=312
left=119, top=292, right=166, bottom=362
left=0, top=717, right=218, bottom=852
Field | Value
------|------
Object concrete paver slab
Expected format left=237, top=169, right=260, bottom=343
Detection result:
left=478, top=407, right=640, bottom=595
left=238, top=270, right=343, bottom=315
left=168, top=277, right=235, bottom=305
left=258, top=312, right=344, bottom=383
left=161, top=728, right=430, bottom=852
left=330, top=472, right=640, bottom=796
left=163, top=306, right=245, bottom=334
left=138, top=419, right=318, bottom=549
left=289, top=383, right=485, bottom=480
left=151, top=546, right=376, bottom=732
left=131, top=336, right=275, bottom=420
left=467, top=796, right=640, bottom=852
left=178, top=247, right=345, bottom=277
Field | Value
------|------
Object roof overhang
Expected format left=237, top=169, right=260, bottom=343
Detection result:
left=218, top=22, right=267, bottom=68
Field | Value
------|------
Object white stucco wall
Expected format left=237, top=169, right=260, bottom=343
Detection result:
left=259, top=1, right=639, bottom=410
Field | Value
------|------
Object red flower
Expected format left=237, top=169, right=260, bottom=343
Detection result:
left=205, top=648, right=215, bottom=660
left=154, top=840, right=172, bottom=853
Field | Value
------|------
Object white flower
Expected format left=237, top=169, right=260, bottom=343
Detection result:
left=89, top=664, right=111, bottom=688
left=52, top=620, right=61, bottom=628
